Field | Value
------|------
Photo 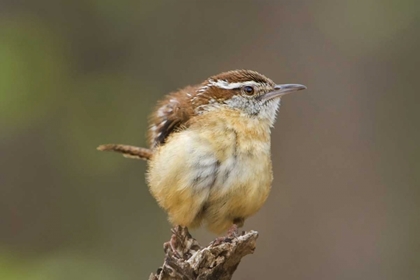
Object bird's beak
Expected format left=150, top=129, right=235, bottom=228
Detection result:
left=258, top=84, right=307, bottom=101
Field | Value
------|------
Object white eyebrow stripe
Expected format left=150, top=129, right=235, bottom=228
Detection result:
left=208, top=79, right=260, bottom=89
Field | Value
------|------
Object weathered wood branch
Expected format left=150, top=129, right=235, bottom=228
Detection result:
left=149, top=226, right=259, bottom=280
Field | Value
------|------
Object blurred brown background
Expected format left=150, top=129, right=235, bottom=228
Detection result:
left=1, top=1, right=419, bottom=279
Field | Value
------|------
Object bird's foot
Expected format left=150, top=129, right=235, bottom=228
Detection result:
left=163, top=231, right=181, bottom=258
left=227, top=223, right=239, bottom=238
left=211, top=224, right=240, bottom=246
left=164, top=226, right=183, bottom=258
left=163, top=226, right=200, bottom=259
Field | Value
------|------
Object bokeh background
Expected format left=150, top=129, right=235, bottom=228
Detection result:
left=1, top=1, right=419, bottom=279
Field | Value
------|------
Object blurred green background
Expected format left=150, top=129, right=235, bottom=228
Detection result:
left=1, top=1, right=419, bottom=279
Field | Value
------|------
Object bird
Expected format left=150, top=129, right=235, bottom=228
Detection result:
left=98, top=70, right=306, bottom=235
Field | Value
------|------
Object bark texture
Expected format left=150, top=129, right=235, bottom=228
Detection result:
left=149, top=227, right=259, bottom=280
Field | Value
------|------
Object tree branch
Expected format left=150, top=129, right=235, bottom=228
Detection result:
left=149, top=226, right=259, bottom=280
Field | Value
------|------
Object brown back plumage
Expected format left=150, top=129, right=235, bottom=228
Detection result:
left=148, top=86, right=196, bottom=149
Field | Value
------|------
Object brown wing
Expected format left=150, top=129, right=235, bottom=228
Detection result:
left=148, top=86, right=197, bottom=149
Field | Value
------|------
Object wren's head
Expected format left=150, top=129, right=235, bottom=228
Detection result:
left=193, top=70, right=306, bottom=126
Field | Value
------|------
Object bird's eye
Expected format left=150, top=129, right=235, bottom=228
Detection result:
left=243, top=86, right=254, bottom=95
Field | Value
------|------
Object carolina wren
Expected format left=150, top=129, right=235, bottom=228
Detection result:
left=98, top=70, right=306, bottom=234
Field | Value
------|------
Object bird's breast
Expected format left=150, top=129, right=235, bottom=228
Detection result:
left=189, top=110, right=274, bottom=216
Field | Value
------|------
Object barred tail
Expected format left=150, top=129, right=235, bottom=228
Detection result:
left=97, top=144, right=152, bottom=160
